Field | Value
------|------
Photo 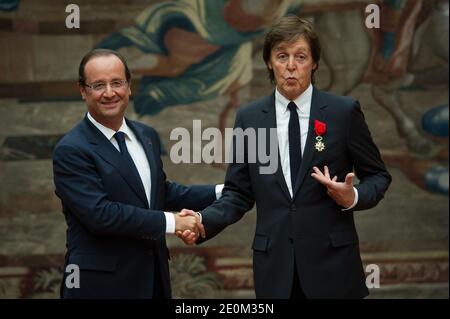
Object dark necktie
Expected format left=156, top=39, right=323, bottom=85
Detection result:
left=114, top=131, right=143, bottom=186
left=288, top=101, right=302, bottom=190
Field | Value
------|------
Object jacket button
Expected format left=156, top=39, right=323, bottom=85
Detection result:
left=290, top=204, right=296, bottom=212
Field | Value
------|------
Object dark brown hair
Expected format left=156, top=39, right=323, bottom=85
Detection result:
left=263, top=15, right=321, bottom=84
left=78, top=49, right=131, bottom=86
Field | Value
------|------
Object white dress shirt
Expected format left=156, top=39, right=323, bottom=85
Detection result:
left=274, top=85, right=358, bottom=210
left=87, top=113, right=223, bottom=233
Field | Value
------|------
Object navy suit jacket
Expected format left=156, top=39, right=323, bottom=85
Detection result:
left=53, top=115, right=216, bottom=298
left=200, top=88, right=392, bottom=298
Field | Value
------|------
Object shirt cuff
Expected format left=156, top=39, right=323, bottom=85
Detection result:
left=215, top=184, right=224, bottom=199
left=341, top=187, right=358, bottom=211
left=164, top=212, right=175, bottom=233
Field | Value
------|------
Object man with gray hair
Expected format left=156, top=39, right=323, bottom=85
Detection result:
left=179, top=15, right=391, bottom=299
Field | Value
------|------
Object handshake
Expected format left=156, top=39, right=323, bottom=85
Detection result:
left=174, top=209, right=205, bottom=245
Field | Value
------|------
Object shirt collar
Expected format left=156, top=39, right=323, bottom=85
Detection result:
left=87, top=112, right=134, bottom=142
left=275, top=83, right=313, bottom=114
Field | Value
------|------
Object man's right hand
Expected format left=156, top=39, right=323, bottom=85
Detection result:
left=175, top=209, right=205, bottom=245
left=174, top=213, right=198, bottom=233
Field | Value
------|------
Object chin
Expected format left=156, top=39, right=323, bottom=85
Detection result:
left=285, top=90, right=301, bottom=98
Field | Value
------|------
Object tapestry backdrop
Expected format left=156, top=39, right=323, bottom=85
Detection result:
left=0, top=0, right=448, bottom=298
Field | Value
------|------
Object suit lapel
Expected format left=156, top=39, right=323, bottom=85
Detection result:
left=292, top=88, right=327, bottom=199
left=260, top=93, right=291, bottom=202
left=83, top=117, right=149, bottom=207
left=127, top=120, right=159, bottom=210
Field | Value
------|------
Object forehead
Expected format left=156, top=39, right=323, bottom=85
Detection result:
left=84, top=55, right=126, bottom=82
left=272, top=36, right=311, bottom=53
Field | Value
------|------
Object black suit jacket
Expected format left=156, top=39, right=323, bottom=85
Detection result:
left=200, top=88, right=391, bottom=298
left=53, top=115, right=216, bottom=298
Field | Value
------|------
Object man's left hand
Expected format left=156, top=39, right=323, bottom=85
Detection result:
left=311, top=166, right=355, bottom=208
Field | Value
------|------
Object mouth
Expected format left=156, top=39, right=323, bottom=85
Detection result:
left=101, top=100, right=120, bottom=108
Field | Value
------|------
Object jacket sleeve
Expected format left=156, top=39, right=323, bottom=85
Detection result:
left=147, top=128, right=217, bottom=212
left=164, top=181, right=216, bottom=212
left=198, top=110, right=256, bottom=242
left=53, top=143, right=166, bottom=240
left=347, top=101, right=392, bottom=211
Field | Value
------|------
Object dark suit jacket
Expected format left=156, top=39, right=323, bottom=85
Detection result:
left=200, top=88, right=391, bottom=298
left=53, top=115, right=216, bottom=298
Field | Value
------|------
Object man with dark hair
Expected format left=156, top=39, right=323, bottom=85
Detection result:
left=53, top=49, right=221, bottom=298
left=179, top=15, right=391, bottom=299
left=78, top=49, right=132, bottom=86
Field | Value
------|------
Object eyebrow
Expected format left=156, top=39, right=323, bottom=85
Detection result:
left=90, top=78, right=124, bottom=83
left=275, top=46, right=309, bottom=52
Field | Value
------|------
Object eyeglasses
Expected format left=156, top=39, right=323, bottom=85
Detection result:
left=84, top=80, right=128, bottom=92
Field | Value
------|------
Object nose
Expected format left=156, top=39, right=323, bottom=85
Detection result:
left=103, top=84, right=116, bottom=97
left=287, top=56, right=296, bottom=72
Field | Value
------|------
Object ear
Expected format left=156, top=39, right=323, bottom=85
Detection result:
left=78, top=83, right=87, bottom=100
left=313, top=63, right=318, bottom=71
left=267, top=61, right=273, bottom=70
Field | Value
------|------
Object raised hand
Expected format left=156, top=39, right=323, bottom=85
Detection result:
left=311, top=165, right=355, bottom=208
